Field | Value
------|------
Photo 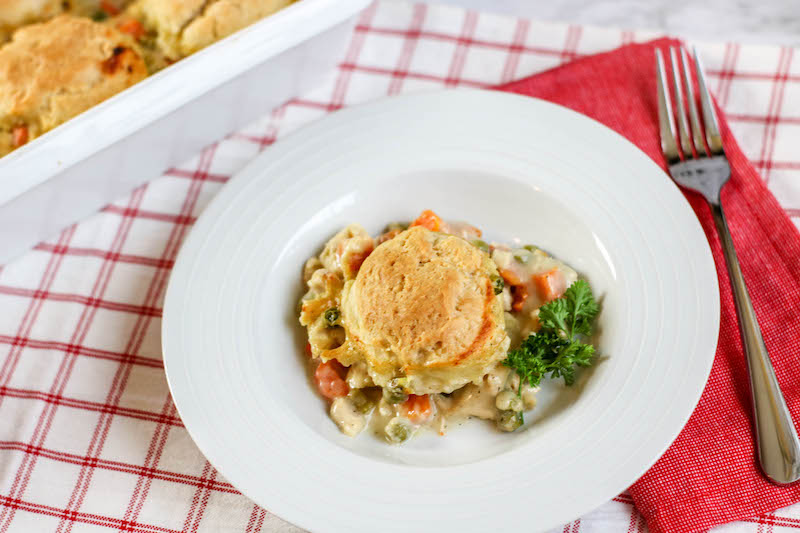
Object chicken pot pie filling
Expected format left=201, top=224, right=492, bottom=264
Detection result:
left=299, top=210, right=601, bottom=443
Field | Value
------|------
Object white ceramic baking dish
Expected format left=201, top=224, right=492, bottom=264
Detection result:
left=0, top=0, right=370, bottom=264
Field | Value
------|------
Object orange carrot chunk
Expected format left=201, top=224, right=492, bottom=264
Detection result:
left=533, top=268, right=566, bottom=303
left=410, top=210, right=443, bottom=232
left=401, top=394, right=432, bottom=423
left=314, top=360, right=349, bottom=400
left=100, top=0, right=120, bottom=15
left=498, top=267, right=522, bottom=287
left=511, top=284, right=528, bottom=312
left=11, top=125, right=28, bottom=148
left=117, top=19, right=146, bottom=40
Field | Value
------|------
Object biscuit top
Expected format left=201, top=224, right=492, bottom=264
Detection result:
left=0, top=0, right=61, bottom=34
left=130, top=0, right=204, bottom=40
left=130, top=0, right=293, bottom=59
left=180, top=0, right=293, bottom=55
left=351, top=227, right=487, bottom=361
left=0, top=15, right=147, bottom=130
left=341, top=227, right=509, bottom=392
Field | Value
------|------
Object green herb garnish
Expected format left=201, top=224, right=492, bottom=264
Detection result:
left=502, top=280, right=600, bottom=425
left=537, top=279, right=599, bottom=341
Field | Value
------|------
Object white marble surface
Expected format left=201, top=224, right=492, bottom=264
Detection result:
left=409, top=0, right=800, bottom=47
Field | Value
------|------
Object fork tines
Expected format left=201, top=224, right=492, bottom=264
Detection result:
left=655, top=46, right=725, bottom=164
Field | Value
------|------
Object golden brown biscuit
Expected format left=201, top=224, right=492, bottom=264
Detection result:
left=0, top=0, right=130, bottom=42
left=127, top=0, right=292, bottom=60
left=336, top=227, right=509, bottom=394
left=125, top=0, right=200, bottom=60
left=0, top=0, right=62, bottom=41
left=180, top=0, right=293, bottom=55
left=0, top=15, right=148, bottom=156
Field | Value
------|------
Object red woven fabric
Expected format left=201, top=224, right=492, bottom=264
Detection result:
left=499, top=37, right=800, bottom=532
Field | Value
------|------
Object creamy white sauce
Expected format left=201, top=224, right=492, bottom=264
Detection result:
left=346, top=362, right=373, bottom=389
left=441, top=221, right=482, bottom=240
left=492, top=245, right=577, bottom=337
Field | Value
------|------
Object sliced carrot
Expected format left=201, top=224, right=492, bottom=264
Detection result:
left=117, top=19, right=146, bottom=40
left=100, top=0, right=120, bottom=15
left=11, top=125, right=28, bottom=148
left=410, top=210, right=443, bottom=232
left=511, top=284, right=529, bottom=312
left=314, top=359, right=349, bottom=400
left=498, top=267, right=530, bottom=310
left=532, top=268, right=566, bottom=303
left=498, top=267, right=522, bottom=287
left=401, top=394, right=432, bottom=423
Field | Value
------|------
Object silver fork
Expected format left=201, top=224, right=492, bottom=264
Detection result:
left=656, top=46, right=800, bottom=484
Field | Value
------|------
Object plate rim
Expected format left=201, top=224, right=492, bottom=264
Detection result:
left=162, top=88, right=720, bottom=531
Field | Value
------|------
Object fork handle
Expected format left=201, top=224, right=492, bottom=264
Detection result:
left=712, top=203, right=800, bottom=484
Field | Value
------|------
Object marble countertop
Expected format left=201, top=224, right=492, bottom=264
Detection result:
left=410, top=0, right=800, bottom=47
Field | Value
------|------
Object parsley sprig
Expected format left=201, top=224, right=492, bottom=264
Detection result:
left=503, top=280, right=600, bottom=396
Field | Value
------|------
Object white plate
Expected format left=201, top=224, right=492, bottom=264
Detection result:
left=162, top=89, right=719, bottom=532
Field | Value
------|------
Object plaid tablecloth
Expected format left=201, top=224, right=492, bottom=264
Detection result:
left=1, top=1, right=799, bottom=532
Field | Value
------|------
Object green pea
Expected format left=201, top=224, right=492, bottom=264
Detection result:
left=382, top=377, right=409, bottom=404
left=348, top=390, right=375, bottom=414
left=385, top=417, right=413, bottom=444
left=470, top=239, right=490, bottom=253
left=91, top=10, right=108, bottom=21
left=495, top=390, right=524, bottom=412
left=513, top=249, right=531, bottom=264
left=491, top=275, right=504, bottom=295
left=139, top=34, right=157, bottom=50
left=385, top=222, right=409, bottom=232
left=497, top=410, right=523, bottom=432
left=324, top=307, right=340, bottom=327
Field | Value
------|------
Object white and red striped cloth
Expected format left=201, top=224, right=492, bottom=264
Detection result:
left=0, top=2, right=799, bottom=532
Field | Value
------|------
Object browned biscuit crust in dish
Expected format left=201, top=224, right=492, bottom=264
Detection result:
left=127, top=0, right=292, bottom=61
left=0, top=14, right=148, bottom=156
left=0, top=0, right=292, bottom=157
left=180, top=0, right=293, bottom=55
left=338, top=227, right=510, bottom=394
left=0, top=0, right=63, bottom=41
left=0, top=0, right=131, bottom=42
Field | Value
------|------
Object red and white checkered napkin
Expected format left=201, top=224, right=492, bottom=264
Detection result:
left=1, top=2, right=800, bottom=532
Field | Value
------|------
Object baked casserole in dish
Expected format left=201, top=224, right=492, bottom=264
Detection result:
left=0, top=0, right=293, bottom=156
